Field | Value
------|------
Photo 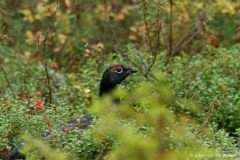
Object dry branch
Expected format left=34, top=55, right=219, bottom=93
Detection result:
left=165, top=0, right=173, bottom=66
left=141, top=0, right=163, bottom=72
left=38, top=0, right=59, bottom=104
left=197, top=97, right=217, bottom=133
left=101, top=0, right=108, bottom=70
left=0, top=64, right=16, bottom=99
left=114, top=46, right=159, bottom=82
left=165, top=13, right=207, bottom=65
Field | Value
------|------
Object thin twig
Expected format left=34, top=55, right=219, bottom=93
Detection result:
left=110, top=16, right=117, bottom=45
left=0, top=64, right=16, bottom=99
left=41, top=0, right=59, bottom=104
left=136, top=52, right=147, bottom=71
left=114, top=46, right=160, bottom=82
left=102, top=0, right=108, bottom=70
left=141, top=0, right=160, bottom=73
left=201, top=12, right=207, bottom=56
left=148, top=3, right=162, bottom=72
left=142, top=0, right=153, bottom=54
left=173, top=13, right=206, bottom=56
left=165, top=0, right=173, bottom=66
left=197, top=97, right=217, bottom=133
left=95, top=147, right=106, bottom=160
left=111, top=12, right=158, bottom=81
left=43, top=113, right=53, bottom=132
left=165, top=12, right=206, bottom=66
left=110, top=1, right=161, bottom=79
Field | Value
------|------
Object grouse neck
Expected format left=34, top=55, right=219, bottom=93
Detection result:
left=99, top=81, right=116, bottom=97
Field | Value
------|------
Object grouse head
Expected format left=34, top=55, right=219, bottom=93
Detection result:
left=99, top=64, right=138, bottom=96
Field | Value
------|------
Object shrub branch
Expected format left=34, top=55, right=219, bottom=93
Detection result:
left=102, top=0, right=108, bottom=70
left=38, top=0, right=59, bottom=104
left=165, top=0, right=174, bottom=66
left=165, top=12, right=207, bottom=65
left=114, top=46, right=159, bottom=82
left=0, top=64, right=16, bottom=99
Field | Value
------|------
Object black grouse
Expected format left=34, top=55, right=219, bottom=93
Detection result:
left=2, top=64, right=137, bottom=160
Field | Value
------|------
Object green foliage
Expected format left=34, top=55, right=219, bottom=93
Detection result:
left=166, top=45, right=240, bottom=133
left=0, top=0, right=239, bottom=159
left=1, top=0, right=239, bottom=68
left=23, top=135, right=67, bottom=160
left=1, top=45, right=240, bottom=159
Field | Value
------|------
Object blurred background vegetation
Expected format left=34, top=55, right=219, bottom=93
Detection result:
left=0, top=0, right=239, bottom=159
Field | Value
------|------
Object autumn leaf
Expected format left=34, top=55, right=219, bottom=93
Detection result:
left=25, top=31, right=34, bottom=44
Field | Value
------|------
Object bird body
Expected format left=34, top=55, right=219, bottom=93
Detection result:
left=2, top=64, right=137, bottom=160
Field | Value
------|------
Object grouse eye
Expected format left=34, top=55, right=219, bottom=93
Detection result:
left=116, top=68, right=123, bottom=73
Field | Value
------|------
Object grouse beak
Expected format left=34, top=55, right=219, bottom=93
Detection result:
left=129, top=67, right=138, bottom=73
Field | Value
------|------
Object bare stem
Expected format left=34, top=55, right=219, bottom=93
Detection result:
left=95, top=147, right=106, bottom=160
left=115, top=46, right=160, bottom=82
left=43, top=113, right=53, bottom=132
left=197, top=97, right=217, bottom=133
left=102, top=0, right=108, bottom=70
left=142, top=0, right=153, bottom=53
left=1, top=64, right=16, bottom=99
left=165, top=0, right=173, bottom=66
left=201, top=12, right=207, bottom=56
left=148, top=3, right=162, bottom=72
left=41, top=0, right=59, bottom=104
left=165, top=12, right=206, bottom=66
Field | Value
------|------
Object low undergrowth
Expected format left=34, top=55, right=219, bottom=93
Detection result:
left=0, top=45, right=239, bottom=159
